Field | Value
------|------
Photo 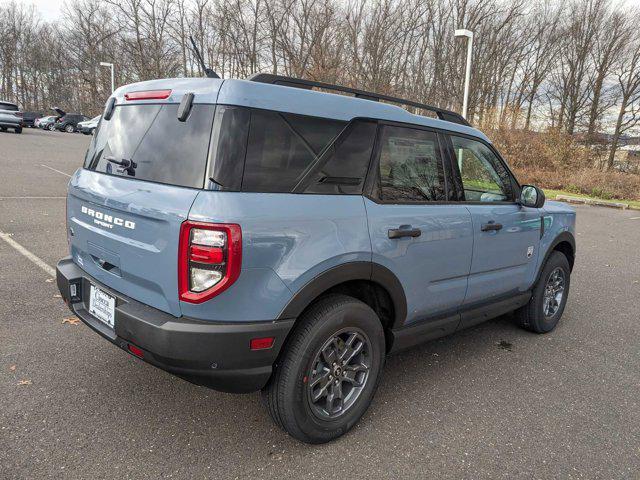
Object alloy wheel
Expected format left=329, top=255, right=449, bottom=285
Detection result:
left=543, top=267, right=565, bottom=318
left=306, top=328, right=371, bottom=420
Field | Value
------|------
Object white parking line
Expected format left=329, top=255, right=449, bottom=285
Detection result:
left=41, top=164, right=72, bottom=177
left=630, top=216, right=640, bottom=220
left=0, top=231, right=56, bottom=278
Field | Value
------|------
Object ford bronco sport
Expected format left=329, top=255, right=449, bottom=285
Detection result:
left=57, top=74, right=576, bottom=444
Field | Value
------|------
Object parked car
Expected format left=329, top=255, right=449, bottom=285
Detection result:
left=22, top=111, right=44, bottom=128
left=55, top=112, right=88, bottom=133
left=56, top=75, right=576, bottom=444
left=34, top=115, right=56, bottom=128
left=40, top=108, right=65, bottom=130
left=77, top=115, right=100, bottom=135
left=0, top=100, right=23, bottom=133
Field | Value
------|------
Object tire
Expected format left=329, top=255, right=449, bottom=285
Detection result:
left=65, top=124, right=75, bottom=133
left=262, top=294, right=385, bottom=444
left=0, top=127, right=6, bottom=132
left=515, top=251, right=571, bottom=333
left=48, top=124, right=55, bottom=131
left=14, top=127, right=22, bottom=134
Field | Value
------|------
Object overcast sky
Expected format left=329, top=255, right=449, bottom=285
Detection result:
left=2, top=0, right=638, bottom=21
left=0, top=0, right=65, bottom=20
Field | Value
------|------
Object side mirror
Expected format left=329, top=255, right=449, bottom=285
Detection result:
left=519, top=185, right=545, bottom=208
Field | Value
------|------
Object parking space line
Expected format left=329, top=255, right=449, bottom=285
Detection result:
left=41, top=164, right=72, bottom=177
left=0, top=231, right=56, bottom=278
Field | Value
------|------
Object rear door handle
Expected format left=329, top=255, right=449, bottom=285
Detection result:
left=481, top=221, right=503, bottom=232
left=388, top=225, right=422, bottom=239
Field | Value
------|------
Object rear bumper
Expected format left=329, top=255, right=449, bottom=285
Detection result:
left=0, top=121, right=21, bottom=128
left=56, top=256, right=294, bottom=393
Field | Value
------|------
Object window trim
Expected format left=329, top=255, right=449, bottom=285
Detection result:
left=443, top=132, right=521, bottom=205
left=364, top=120, right=452, bottom=205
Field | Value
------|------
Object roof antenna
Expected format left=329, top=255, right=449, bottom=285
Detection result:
left=189, top=35, right=220, bottom=79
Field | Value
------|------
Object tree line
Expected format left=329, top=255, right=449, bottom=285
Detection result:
left=1, top=0, right=639, bottom=168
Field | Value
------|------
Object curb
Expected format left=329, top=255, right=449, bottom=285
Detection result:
left=555, top=195, right=629, bottom=210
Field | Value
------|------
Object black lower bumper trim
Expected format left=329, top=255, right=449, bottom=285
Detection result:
left=56, top=256, right=294, bottom=393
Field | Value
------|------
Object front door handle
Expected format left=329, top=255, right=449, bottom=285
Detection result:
left=481, top=221, right=503, bottom=232
left=388, top=225, right=422, bottom=239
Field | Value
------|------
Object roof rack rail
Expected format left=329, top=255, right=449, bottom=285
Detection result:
left=247, top=73, right=470, bottom=127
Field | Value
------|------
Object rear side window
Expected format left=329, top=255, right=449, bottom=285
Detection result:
left=304, top=121, right=377, bottom=195
left=376, top=125, right=446, bottom=202
left=0, top=102, right=18, bottom=111
left=84, top=104, right=215, bottom=189
left=241, top=110, right=346, bottom=192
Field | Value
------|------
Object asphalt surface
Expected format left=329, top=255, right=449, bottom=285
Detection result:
left=1, top=128, right=639, bottom=479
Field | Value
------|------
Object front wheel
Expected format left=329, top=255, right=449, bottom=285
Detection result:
left=262, top=294, right=385, bottom=443
left=515, top=251, right=571, bottom=333
left=65, top=124, right=75, bottom=133
left=47, top=124, right=55, bottom=131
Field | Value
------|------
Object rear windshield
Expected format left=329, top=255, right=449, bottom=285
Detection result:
left=0, top=102, right=18, bottom=111
left=84, top=104, right=215, bottom=189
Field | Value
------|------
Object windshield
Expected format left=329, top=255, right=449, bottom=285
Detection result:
left=0, top=102, right=18, bottom=111
left=84, top=103, right=215, bottom=189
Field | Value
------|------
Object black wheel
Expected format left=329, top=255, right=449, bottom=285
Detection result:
left=47, top=124, right=55, bottom=131
left=65, top=124, right=75, bottom=133
left=262, top=294, right=385, bottom=444
left=0, top=127, right=7, bottom=132
left=14, top=127, right=22, bottom=134
left=515, top=251, right=571, bottom=333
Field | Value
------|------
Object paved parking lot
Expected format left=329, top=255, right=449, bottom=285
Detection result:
left=1, top=128, right=639, bottom=479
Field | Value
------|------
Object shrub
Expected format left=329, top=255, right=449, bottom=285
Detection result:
left=484, top=127, right=640, bottom=201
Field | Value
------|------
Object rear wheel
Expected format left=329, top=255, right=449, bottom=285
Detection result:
left=0, top=127, right=7, bottom=132
left=515, top=251, right=571, bottom=333
left=262, top=294, right=385, bottom=444
left=47, top=124, right=55, bottom=131
left=14, top=126, right=22, bottom=134
left=65, top=124, right=75, bottom=133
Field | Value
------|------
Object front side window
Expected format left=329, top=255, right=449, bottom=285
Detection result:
left=376, top=125, right=446, bottom=202
left=450, top=135, right=514, bottom=202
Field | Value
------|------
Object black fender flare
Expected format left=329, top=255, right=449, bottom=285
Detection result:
left=276, top=261, right=407, bottom=327
left=536, top=231, right=576, bottom=284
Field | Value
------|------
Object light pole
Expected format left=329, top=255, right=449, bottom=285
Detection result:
left=454, top=29, right=473, bottom=120
left=100, top=62, right=115, bottom=93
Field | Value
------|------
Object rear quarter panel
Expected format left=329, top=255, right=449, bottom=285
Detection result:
left=185, top=192, right=371, bottom=322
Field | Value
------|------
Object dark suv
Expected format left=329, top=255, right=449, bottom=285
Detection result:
left=22, top=111, right=44, bottom=128
left=55, top=113, right=88, bottom=133
left=57, top=74, right=576, bottom=444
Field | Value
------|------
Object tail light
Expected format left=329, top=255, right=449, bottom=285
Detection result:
left=14, top=112, right=23, bottom=118
left=178, top=221, right=242, bottom=303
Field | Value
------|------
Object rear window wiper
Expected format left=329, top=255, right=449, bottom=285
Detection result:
left=105, top=156, right=137, bottom=175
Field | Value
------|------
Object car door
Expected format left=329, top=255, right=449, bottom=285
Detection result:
left=363, top=123, right=473, bottom=333
left=446, top=134, right=542, bottom=317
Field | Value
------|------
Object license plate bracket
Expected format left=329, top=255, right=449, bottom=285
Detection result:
left=89, top=285, right=116, bottom=329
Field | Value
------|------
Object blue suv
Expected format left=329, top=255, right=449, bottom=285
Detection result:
left=56, top=74, right=576, bottom=443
